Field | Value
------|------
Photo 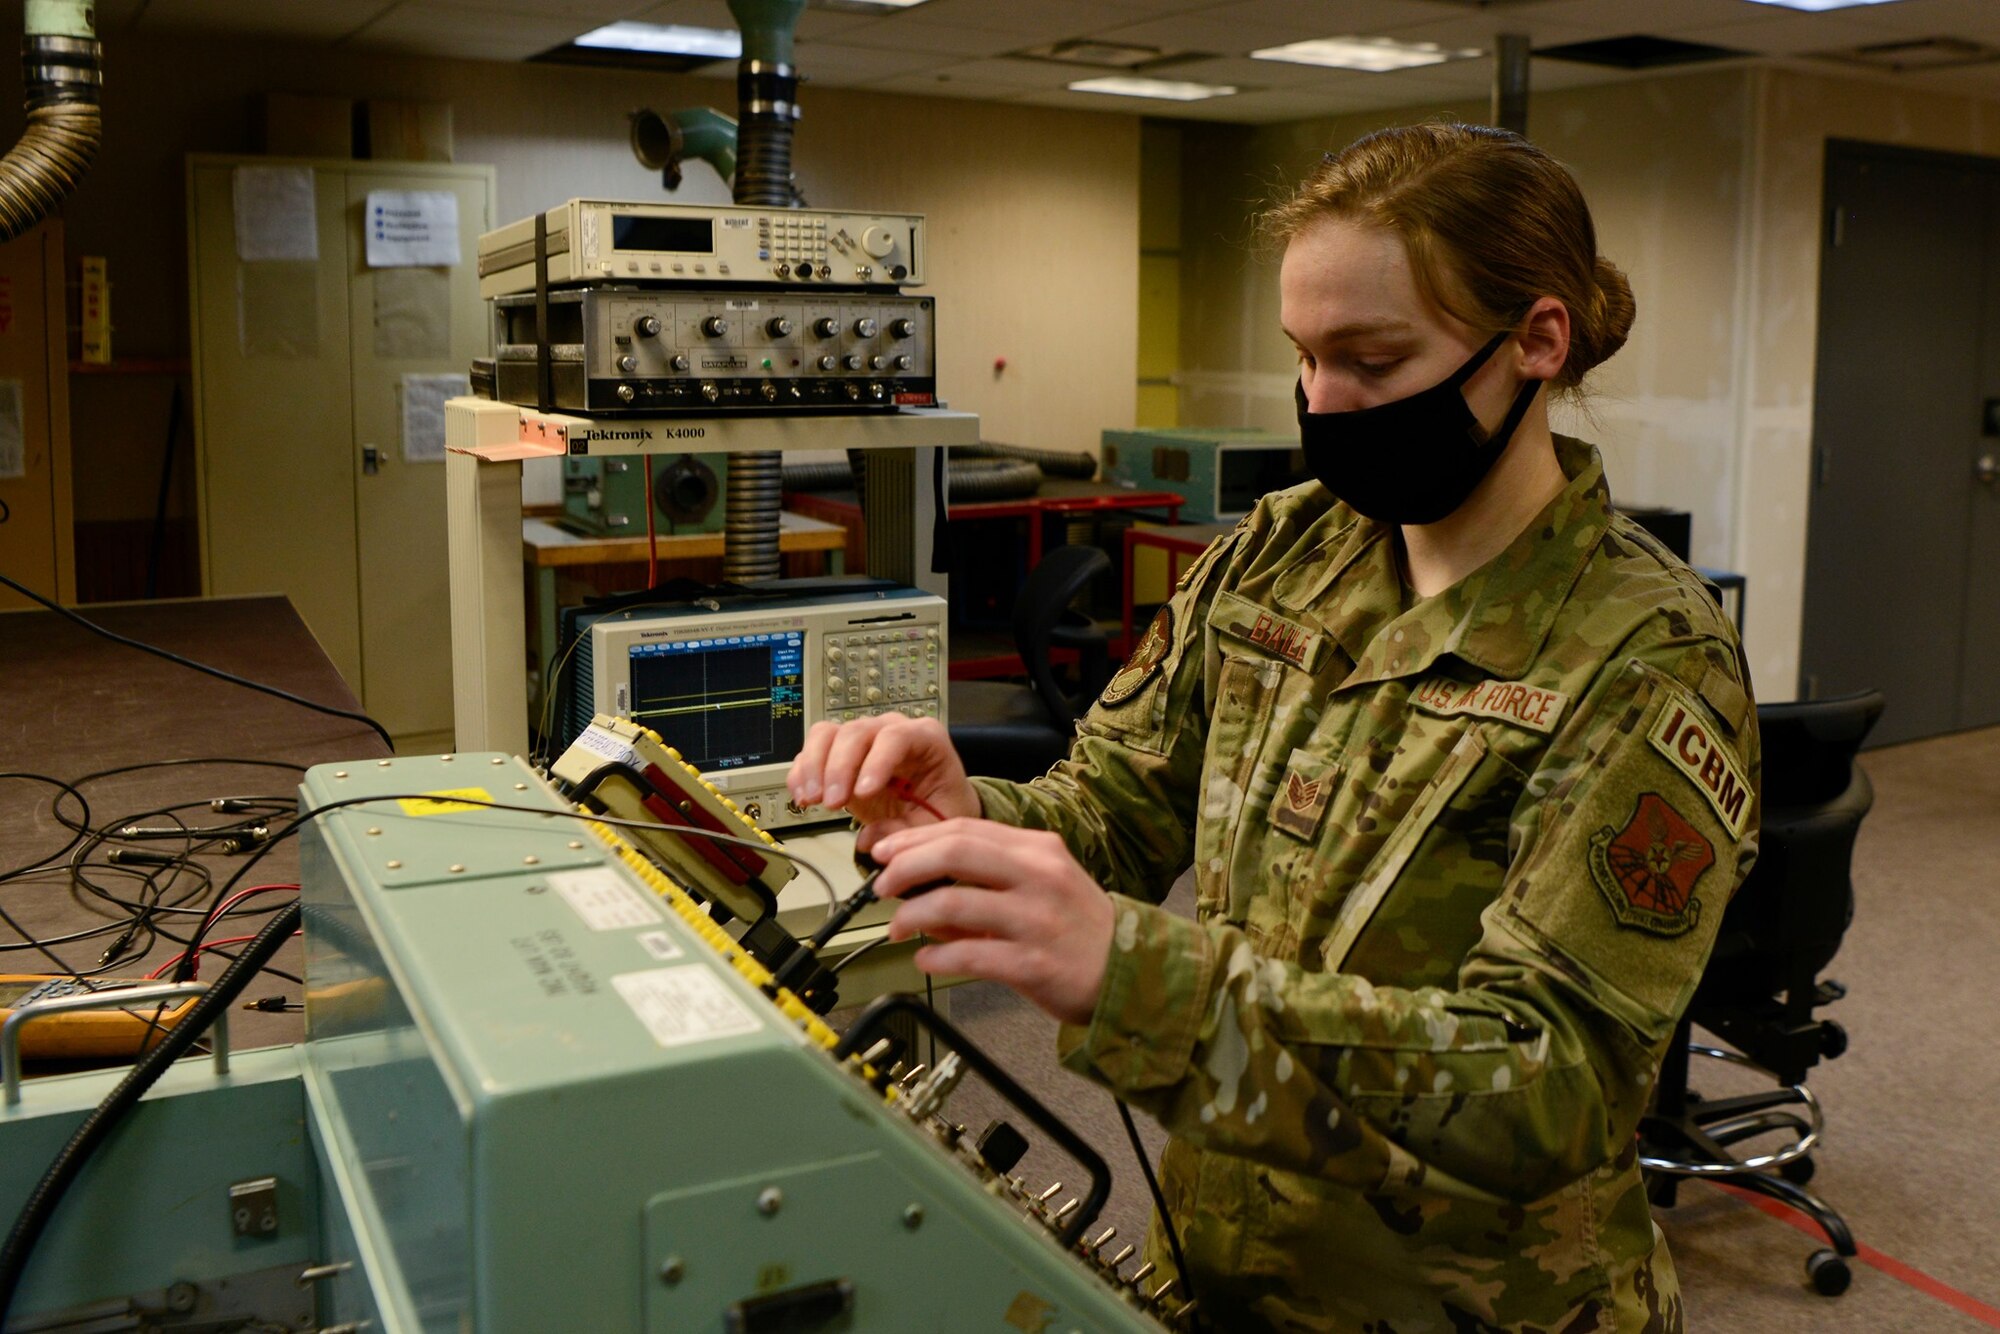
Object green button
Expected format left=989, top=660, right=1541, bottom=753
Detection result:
left=762, top=358, right=772, bottom=369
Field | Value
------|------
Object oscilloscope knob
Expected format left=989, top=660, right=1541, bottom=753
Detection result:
left=826, top=645, right=843, bottom=661
left=861, top=226, right=894, bottom=259
left=813, top=317, right=839, bottom=338
left=827, top=676, right=845, bottom=693
left=865, top=687, right=884, bottom=703
left=766, top=316, right=794, bottom=338
left=889, top=318, right=916, bottom=339
left=817, top=355, right=837, bottom=372
left=701, top=315, right=729, bottom=338
left=616, top=354, right=638, bottom=374
left=634, top=314, right=662, bottom=338
left=892, top=354, right=912, bottom=372
left=870, top=355, right=887, bottom=372
left=853, top=318, right=879, bottom=339
left=670, top=354, right=691, bottom=373
left=842, top=354, right=864, bottom=372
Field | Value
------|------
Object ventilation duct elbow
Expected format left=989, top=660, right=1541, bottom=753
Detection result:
left=0, top=0, right=101, bottom=242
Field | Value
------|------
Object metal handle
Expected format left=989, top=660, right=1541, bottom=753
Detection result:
left=2, top=983, right=222, bottom=1108
left=1978, top=454, right=1998, bottom=486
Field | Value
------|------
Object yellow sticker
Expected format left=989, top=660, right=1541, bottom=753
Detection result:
left=396, top=786, right=496, bottom=817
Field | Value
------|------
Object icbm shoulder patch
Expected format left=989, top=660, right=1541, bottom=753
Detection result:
left=1648, top=692, right=1752, bottom=838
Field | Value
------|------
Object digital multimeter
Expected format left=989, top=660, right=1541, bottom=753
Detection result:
left=0, top=975, right=201, bottom=1060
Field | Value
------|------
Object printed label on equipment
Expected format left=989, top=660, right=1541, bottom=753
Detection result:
left=722, top=217, right=751, bottom=229
left=549, top=868, right=664, bottom=931
left=575, top=725, right=640, bottom=770
left=635, top=930, right=684, bottom=961
left=396, top=787, right=495, bottom=817
left=613, top=968, right=761, bottom=1049
left=724, top=299, right=760, bottom=311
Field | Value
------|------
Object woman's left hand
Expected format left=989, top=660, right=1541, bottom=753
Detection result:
left=869, top=819, right=1114, bottom=1026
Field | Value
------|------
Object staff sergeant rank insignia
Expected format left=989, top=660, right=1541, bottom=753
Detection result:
left=1100, top=606, right=1173, bottom=706
left=1590, top=793, right=1714, bottom=936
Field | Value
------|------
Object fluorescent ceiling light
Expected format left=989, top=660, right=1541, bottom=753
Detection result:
left=814, top=0, right=930, bottom=10
left=574, top=21, right=742, bottom=59
left=1741, top=0, right=1909, bottom=10
left=1066, top=76, right=1237, bottom=101
left=1253, top=36, right=1481, bottom=72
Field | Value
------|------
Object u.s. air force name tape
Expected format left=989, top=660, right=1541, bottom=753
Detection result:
left=1410, top=676, right=1572, bottom=735
left=1648, top=694, right=1752, bottom=838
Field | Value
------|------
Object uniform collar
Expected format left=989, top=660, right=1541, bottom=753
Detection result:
left=1324, top=436, right=1610, bottom=687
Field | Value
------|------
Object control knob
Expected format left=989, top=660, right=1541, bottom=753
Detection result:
left=700, top=315, right=729, bottom=338
left=670, top=353, right=690, bottom=373
left=828, top=676, right=845, bottom=693
left=766, top=316, right=794, bottom=338
left=616, top=354, right=638, bottom=373
left=813, top=317, right=840, bottom=339
left=843, top=354, right=864, bottom=371
left=892, top=354, right=912, bottom=371
left=853, top=318, right=879, bottom=338
left=633, top=314, right=662, bottom=338
left=861, top=225, right=895, bottom=259
left=889, top=318, right=916, bottom=339
left=865, top=686, right=884, bottom=703
left=818, top=354, right=837, bottom=372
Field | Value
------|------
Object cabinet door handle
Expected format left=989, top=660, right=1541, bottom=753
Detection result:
left=362, top=445, right=381, bottom=476
left=1977, top=454, right=1997, bottom=487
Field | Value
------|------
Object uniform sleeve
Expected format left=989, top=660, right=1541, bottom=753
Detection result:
left=1057, top=641, right=1761, bottom=1205
left=969, top=532, right=1237, bottom=905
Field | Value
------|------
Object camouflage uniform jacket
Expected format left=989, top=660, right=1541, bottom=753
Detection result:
left=972, top=437, right=1760, bottom=1333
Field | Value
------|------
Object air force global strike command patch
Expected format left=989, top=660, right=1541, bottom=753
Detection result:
left=1100, top=606, right=1173, bottom=706
left=1589, top=793, right=1714, bottom=936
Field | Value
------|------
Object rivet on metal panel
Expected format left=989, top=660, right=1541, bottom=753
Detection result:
left=490, top=756, right=505, bottom=765
left=902, top=1203, right=924, bottom=1230
left=757, top=1187, right=783, bottom=1217
left=376, top=759, right=392, bottom=767
left=334, top=772, right=348, bottom=780
left=567, top=841, right=584, bottom=850
left=448, top=864, right=466, bottom=874
left=366, top=828, right=382, bottom=836
left=386, top=860, right=402, bottom=870
left=660, top=1256, right=686, bottom=1285
left=441, top=754, right=456, bottom=762
left=514, top=783, right=528, bottom=791
left=523, top=855, right=540, bottom=866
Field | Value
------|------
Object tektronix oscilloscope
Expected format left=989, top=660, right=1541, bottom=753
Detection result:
left=556, top=584, right=947, bottom=833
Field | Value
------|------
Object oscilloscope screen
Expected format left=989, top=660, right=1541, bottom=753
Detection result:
left=626, top=631, right=805, bottom=770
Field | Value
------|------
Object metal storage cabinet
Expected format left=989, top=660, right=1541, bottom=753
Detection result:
left=0, top=221, right=73, bottom=610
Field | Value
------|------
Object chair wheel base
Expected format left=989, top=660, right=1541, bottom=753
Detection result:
left=1808, top=1249, right=1852, bottom=1296
left=1778, top=1154, right=1816, bottom=1185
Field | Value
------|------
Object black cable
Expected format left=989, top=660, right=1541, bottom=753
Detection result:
left=1116, top=1096, right=1200, bottom=1324
left=0, top=775, right=91, bottom=885
left=0, top=902, right=301, bottom=1326
left=0, top=572, right=393, bottom=752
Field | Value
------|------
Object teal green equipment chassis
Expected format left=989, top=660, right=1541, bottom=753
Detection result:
left=0, top=755, right=1176, bottom=1332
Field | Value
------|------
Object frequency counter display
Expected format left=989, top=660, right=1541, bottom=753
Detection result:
left=627, top=631, right=805, bottom=771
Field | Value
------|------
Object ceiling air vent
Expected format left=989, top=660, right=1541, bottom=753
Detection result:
left=1013, top=39, right=1204, bottom=70
left=1817, top=37, right=2000, bottom=73
left=1536, top=35, right=1750, bottom=70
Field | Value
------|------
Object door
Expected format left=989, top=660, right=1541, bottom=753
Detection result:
left=345, top=168, right=493, bottom=749
left=189, top=160, right=361, bottom=684
left=1801, top=141, right=2000, bottom=746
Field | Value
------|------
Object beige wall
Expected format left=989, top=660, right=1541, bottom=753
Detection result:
left=37, top=34, right=1140, bottom=526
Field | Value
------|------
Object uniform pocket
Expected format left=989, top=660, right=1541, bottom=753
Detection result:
left=1193, top=651, right=1283, bottom=917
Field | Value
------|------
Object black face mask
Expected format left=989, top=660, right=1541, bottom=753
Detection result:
left=1296, top=330, right=1543, bottom=526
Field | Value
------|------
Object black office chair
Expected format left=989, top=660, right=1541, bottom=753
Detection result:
left=1640, top=689, right=1885, bottom=1297
left=947, top=544, right=1113, bottom=782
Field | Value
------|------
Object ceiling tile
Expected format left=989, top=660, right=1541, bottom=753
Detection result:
left=786, top=39, right=961, bottom=81
left=1673, top=12, right=1916, bottom=57
left=135, top=0, right=401, bottom=43
left=348, top=2, right=595, bottom=55
left=834, top=19, right=1034, bottom=57
left=915, top=55, right=1078, bottom=88
left=860, top=71, right=1035, bottom=101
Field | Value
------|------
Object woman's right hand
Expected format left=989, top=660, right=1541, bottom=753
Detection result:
left=785, top=715, right=981, bottom=851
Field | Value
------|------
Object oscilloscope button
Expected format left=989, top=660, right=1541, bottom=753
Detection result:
left=827, top=677, right=844, bottom=693
left=826, top=645, right=843, bottom=661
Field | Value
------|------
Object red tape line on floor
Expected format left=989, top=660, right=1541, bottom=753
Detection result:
left=1714, top=1182, right=2000, bottom=1329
